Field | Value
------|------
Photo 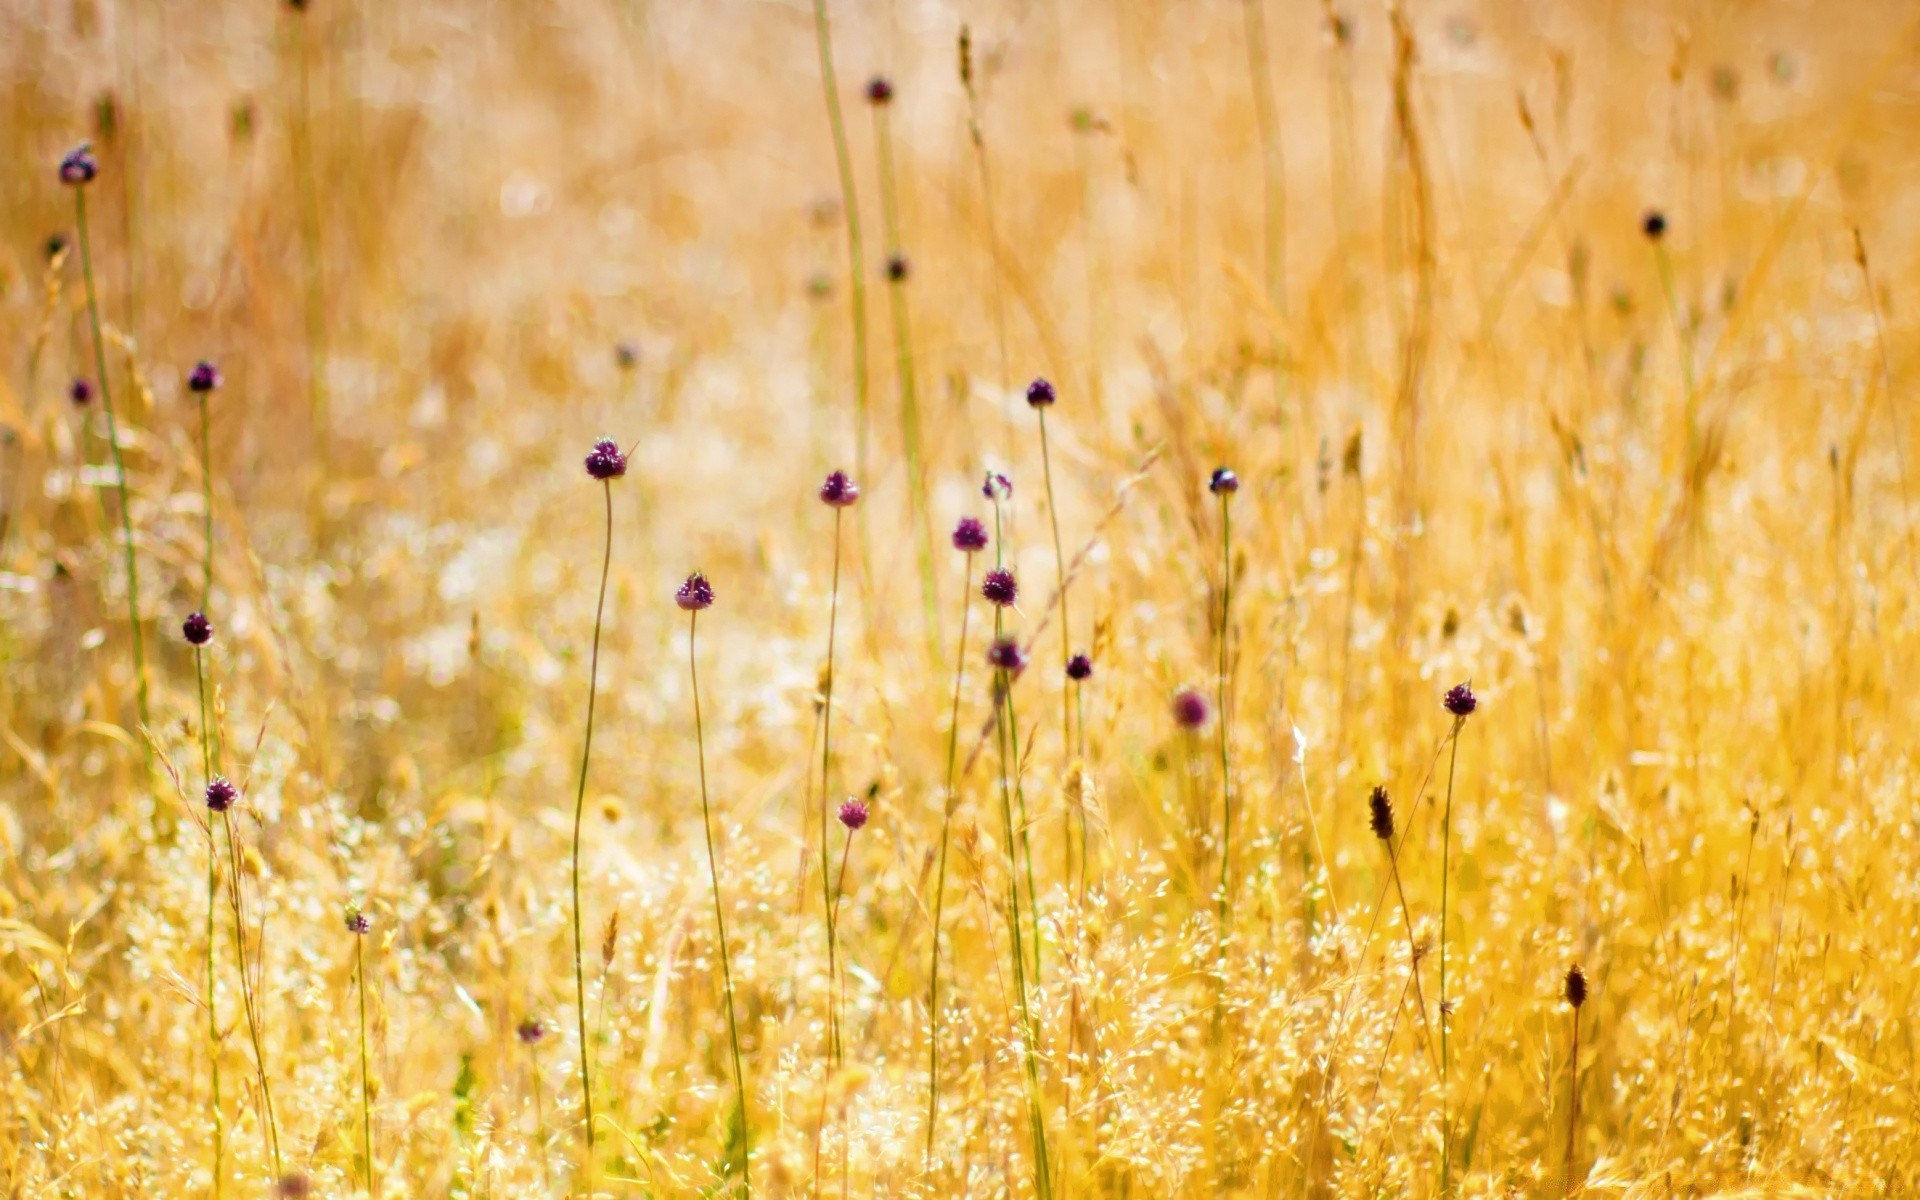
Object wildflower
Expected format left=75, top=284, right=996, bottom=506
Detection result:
left=1443, top=682, right=1478, bottom=718
left=952, top=517, right=989, bottom=553
left=1172, top=688, right=1211, bottom=730
left=676, top=572, right=714, bottom=612
left=982, top=471, right=1013, bottom=501
left=1026, top=377, right=1056, bottom=407
left=819, top=470, right=860, bottom=508
left=518, top=1018, right=546, bottom=1045
left=1369, top=785, right=1396, bottom=841
left=981, top=567, right=1017, bottom=607
left=615, top=341, right=639, bottom=370
left=1565, top=963, right=1588, bottom=1009
left=344, top=908, right=371, bottom=935
left=1209, top=466, right=1239, bottom=495
left=188, top=361, right=222, bottom=393
left=866, top=76, right=894, bottom=105
left=183, top=612, right=213, bottom=646
left=69, top=378, right=92, bottom=405
left=987, top=636, right=1027, bottom=674
left=1066, top=653, right=1092, bottom=681
left=583, top=438, right=627, bottom=481
left=58, top=144, right=97, bottom=186
left=838, top=797, right=870, bottom=831
left=276, top=1175, right=312, bottom=1199
left=886, top=254, right=910, bottom=282
left=205, top=776, right=237, bottom=812
left=1642, top=210, right=1667, bottom=240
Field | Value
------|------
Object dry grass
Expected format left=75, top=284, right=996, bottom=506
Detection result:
left=4, top=1, right=1920, bottom=1196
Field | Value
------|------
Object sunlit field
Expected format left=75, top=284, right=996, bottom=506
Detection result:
left=6, top=1, right=1920, bottom=1196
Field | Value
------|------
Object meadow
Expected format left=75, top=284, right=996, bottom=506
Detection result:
left=3, top=1, right=1919, bottom=1196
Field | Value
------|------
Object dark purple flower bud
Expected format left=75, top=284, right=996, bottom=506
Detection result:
left=1368, top=785, right=1395, bottom=841
left=1065, top=653, right=1093, bottom=681
left=1443, top=682, right=1477, bottom=718
left=866, top=77, right=894, bottom=105
left=837, top=797, right=870, bottom=831
left=344, top=908, right=371, bottom=935
left=987, top=636, right=1027, bottom=674
left=1026, top=377, right=1056, bottom=407
left=1172, top=688, right=1211, bottom=730
left=183, top=611, right=213, bottom=646
left=1209, top=467, right=1239, bottom=496
left=517, top=1018, right=546, bottom=1045
left=188, top=361, right=222, bottom=393
left=982, top=471, right=1012, bottom=501
left=205, top=776, right=237, bottom=812
left=951, top=517, right=989, bottom=553
left=615, top=341, right=639, bottom=370
left=584, top=437, right=627, bottom=480
left=981, top=567, right=1017, bottom=607
left=819, top=470, right=860, bottom=508
left=1565, top=963, right=1588, bottom=1009
left=886, top=254, right=909, bottom=283
left=69, top=378, right=92, bottom=406
left=676, top=572, right=714, bottom=611
left=59, top=144, right=98, bottom=187
left=46, top=234, right=69, bottom=261
left=1642, top=210, right=1666, bottom=241
left=276, top=1174, right=312, bottom=1199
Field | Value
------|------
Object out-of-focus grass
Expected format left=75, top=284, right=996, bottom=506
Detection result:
left=3, top=1, right=1920, bottom=1196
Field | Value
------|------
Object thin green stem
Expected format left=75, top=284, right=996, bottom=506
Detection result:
left=995, top=667, right=1053, bottom=1200
left=197, top=649, right=223, bottom=1200
left=222, top=809, right=282, bottom=1177
left=1036, top=408, right=1077, bottom=795
left=812, top=0, right=869, bottom=486
left=1564, top=1010, right=1581, bottom=1197
left=1217, top=496, right=1233, bottom=943
left=925, top=556, right=974, bottom=1175
left=820, top=508, right=845, bottom=1068
left=570, top=483, right=613, bottom=1167
left=74, top=189, right=150, bottom=771
left=356, top=933, right=374, bottom=1196
left=1440, top=718, right=1462, bottom=1197
left=692, top=610, right=751, bottom=1196
left=199, top=392, right=214, bottom=605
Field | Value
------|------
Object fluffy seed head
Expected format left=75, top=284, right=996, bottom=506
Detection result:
left=345, top=907, right=371, bottom=935
left=1172, top=687, right=1211, bottom=730
left=982, top=471, right=1013, bottom=501
left=59, top=144, right=97, bottom=186
left=584, top=438, right=627, bottom=480
left=838, top=797, right=870, bottom=831
left=1565, top=963, right=1588, bottom=1009
left=1369, top=785, right=1396, bottom=841
left=69, top=378, right=92, bottom=405
left=951, top=517, right=989, bottom=553
left=981, top=567, right=1018, bottom=607
left=183, top=611, right=213, bottom=646
left=819, top=470, right=860, bottom=508
left=1642, top=210, right=1667, bottom=240
left=1066, top=653, right=1093, bottom=681
left=188, top=361, right=222, bottom=393
left=1443, top=682, right=1478, bottom=717
left=676, top=572, right=714, bottom=611
left=987, top=636, right=1027, bottom=674
left=1026, top=377, right=1056, bottom=407
left=517, top=1018, right=546, bottom=1045
left=205, top=776, right=237, bottom=812
left=866, top=76, right=894, bottom=105
left=1209, top=466, right=1240, bottom=495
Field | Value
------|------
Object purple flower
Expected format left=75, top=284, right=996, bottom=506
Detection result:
left=819, top=470, right=860, bottom=508
left=1209, top=467, right=1239, bottom=496
left=987, top=636, right=1027, bottom=674
left=1172, top=688, right=1211, bottom=730
left=1065, top=653, right=1092, bottom=681
left=838, top=797, right=870, bottom=831
left=982, top=471, right=1012, bottom=501
left=205, top=776, right=237, bottom=812
left=981, top=567, right=1017, bottom=607
left=1026, top=377, right=1056, bottom=407
left=1443, top=682, right=1477, bottom=718
left=676, top=572, right=715, bottom=612
left=183, top=612, right=213, bottom=646
left=615, top=341, right=639, bottom=370
left=276, top=1175, right=312, bottom=1200
left=886, top=254, right=910, bottom=283
left=188, top=361, right=222, bottom=394
left=1642, top=210, right=1667, bottom=241
left=59, top=144, right=97, bottom=187
left=69, top=378, right=92, bottom=406
left=584, top=438, right=627, bottom=481
left=517, top=1018, right=546, bottom=1045
left=344, top=908, right=371, bottom=935
left=951, top=517, right=989, bottom=553
left=1565, top=963, right=1588, bottom=1009
left=866, top=77, right=894, bottom=105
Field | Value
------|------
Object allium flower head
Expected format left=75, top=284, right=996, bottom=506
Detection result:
left=59, top=144, right=97, bottom=186
left=1443, top=682, right=1478, bottom=718
left=205, top=776, right=237, bottom=812
left=987, top=636, right=1027, bottom=674
left=1642, top=210, right=1667, bottom=240
left=517, top=1018, right=546, bottom=1045
left=982, top=471, right=1012, bottom=501
left=886, top=254, right=910, bottom=282
left=676, top=572, right=715, bottom=611
left=1172, top=687, right=1211, bottom=730
left=183, top=611, right=213, bottom=646
left=1026, top=377, right=1056, bottom=407
left=1065, top=653, right=1092, bottom=681
left=584, top=438, right=627, bottom=480
left=188, top=361, right=222, bottom=393
left=951, top=517, right=989, bottom=553
left=344, top=907, right=371, bottom=935
left=69, top=378, right=92, bottom=405
left=1368, top=785, right=1395, bottom=841
left=1209, top=466, right=1240, bottom=496
left=276, top=1175, right=312, bottom=1199
left=866, top=76, right=894, bottom=105
left=837, top=797, right=870, bottom=831
left=819, top=470, right=860, bottom=508
left=1565, top=963, right=1588, bottom=1009
left=981, top=567, right=1017, bottom=607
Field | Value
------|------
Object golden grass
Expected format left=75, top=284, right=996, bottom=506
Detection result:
left=3, top=1, right=1920, bottom=1196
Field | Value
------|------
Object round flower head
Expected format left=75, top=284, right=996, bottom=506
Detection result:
left=1209, top=466, right=1239, bottom=496
left=676, top=572, right=714, bottom=612
left=69, top=378, right=92, bottom=406
left=187, top=360, right=222, bottom=393
left=1564, top=963, right=1588, bottom=1009
left=837, top=797, right=870, bottom=831
left=866, top=76, right=894, bottom=105
left=183, top=611, right=213, bottom=646
left=1642, top=210, right=1667, bottom=240
left=886, top=254, right=910, bottom=283
left=205, top=776, right=237, bottom=812
left=982, top=471, right=1013, bottom=501
left=819, top=470, right=860, bottom=508
left=1443, top=682, right=1478, bottom=718
left=276, top=1174, right=312, bottom=1200
left=987, top=635, right=1027, bottom=674
left=1026, top=377, right=1056, bottom=407
left=1172, top=687, right=1211, bottom=730
left=615, top=341, right=639, bottom=370
left=59, top=144, right=97, bottom=186
left=1368, top=785, right=1396, bottom=841
left=344, top=908, right=371, bottom=935
left=584, top=438, right=627, bottom=481
left=951, top=516, right=989, bottom=554
left=517, top=1018, right=546, bottom=1045
left=981, top=567, right=1018, bottom=607
left=1065, top=653, right=1093, bottom=681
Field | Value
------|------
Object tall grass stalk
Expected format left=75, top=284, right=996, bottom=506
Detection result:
left=569, top=479, right=616, bottom=1167
left=291, top=5, right=329, bottom=454
left=352, top=917, right=375, bottom=1195
left=924, top=543, right=976, bottom=1174
left=220, top=802, right=283, bottom=1179
left=818, top=499, right=849, bottom=1072
left=958, top=26, right=1014, bottom=448
left=811, top=0, right=869, bottom=486
left=988, top=490, right=1042, bottom=982
left=992, top=649, right=1052, bottom=1200
left=1437, top=691, right=1472, bottom=1197
left=194, top=642, right=223, bottom=1199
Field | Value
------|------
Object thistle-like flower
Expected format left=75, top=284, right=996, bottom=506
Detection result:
left=1065, top=653, right=1092, bottom=681
left=676, top=572, right=715, bottom=612
left=69, top=378, right=92, bottom=405
left=819, top=470, right=860, bottom=508
left=1026, top=377, right=1056, bottom=407
left=982, top=471, right=1013, bottom=501
left=344, top=907, right=371, bottom=935
left=981, top=567, right=1017, bottom=607
left=952, top=517, right=989, bottom=553
left=275, top=1174, right=312, bottom=1199
left=188, top=361, right=222, bottom=393
left=866, top=76, right=894, bottom=105
left=584, top=438, right=627, bottom=480
left=987, top=636, right=1028, bottom=674
left=1369, top=785, right=1396, bottom=841
left=517, top=1018, right=546, bottom=1045
left=1172, top=688, right=1211, bottom=730
left=183, top=612, right=213, bottom=646
left=1443, top=682, right=1478, bottom=718
left=59, top=144, right=97, bottom=186
left=838, top=797, right=870, bottom=831
left=205, top=776, right=237, bottom=812
left=886, top=254, right=910, bottom=283
left=1209, top=466, right=1239, bottom=495
left=1565, top=963, right=1588, bottom=1009
left=1642, top=210, right=1667, bottom=241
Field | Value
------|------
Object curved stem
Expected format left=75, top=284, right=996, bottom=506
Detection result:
left=693, top=611, right=751, bottom=1196
left=570, top=483, right=613, bottom=1166
left=812, top=0, right=868, bottom=486
left=925, top=557, right=973, bottom=1175
left=222, top=809, right=282, bottom=1176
